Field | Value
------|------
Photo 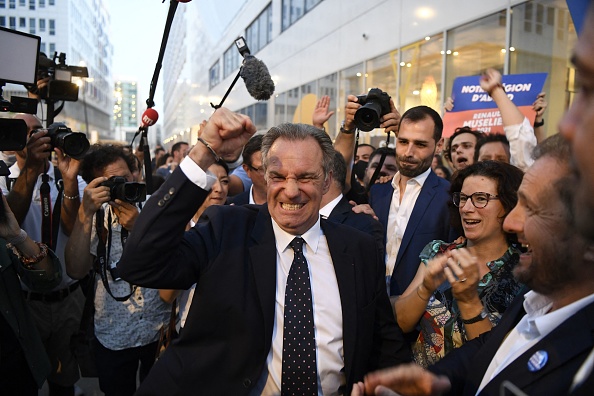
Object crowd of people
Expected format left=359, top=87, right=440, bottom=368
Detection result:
left=2, top=4, right=594, bottom=396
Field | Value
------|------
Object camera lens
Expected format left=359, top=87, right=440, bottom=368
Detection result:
left=354, top=105, right=381, bottom=131
left=60, top=133, right=90, bottom=159
left=123, top=183, right=147, bottom=203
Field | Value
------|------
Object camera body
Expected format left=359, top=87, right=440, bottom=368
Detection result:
left=100, top=176, right=147, bottom=204
left=355, top=88, right=392, bottom=131
left=32, top=122, right=90, bottom=160
left=36, top=52, right=89, bottom=102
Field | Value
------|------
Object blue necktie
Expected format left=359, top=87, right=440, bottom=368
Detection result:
left=281, top=237, right=318, bottom=395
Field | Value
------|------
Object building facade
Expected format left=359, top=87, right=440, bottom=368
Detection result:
left=161, top=0, right=577, bottom=149
left=1, top=0, right=113, bottom=140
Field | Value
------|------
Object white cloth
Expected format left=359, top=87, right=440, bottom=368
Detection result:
left=385, top=168, right=430, bottom=293
left=319, top=193, right=343, bottom=219
left=0, top=161, right=86, bottom=290
left=90, top=203, right=171, bottom=350
left=504, top=116, right=537, bottom=172
left=478, top=291, right=594, bottom=393
left=181, top=157, right=345, bottom=395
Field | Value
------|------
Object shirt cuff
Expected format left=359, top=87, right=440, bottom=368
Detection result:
left=179, top=157, right=217, bottom=190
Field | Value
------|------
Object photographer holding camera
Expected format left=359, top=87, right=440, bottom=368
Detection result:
left=64, top=144, right=171, bottom=396
left=0, top=113, right=87, bottom=396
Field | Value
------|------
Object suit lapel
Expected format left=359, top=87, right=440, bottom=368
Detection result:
left=323, top=220, right=357, bottom=382
left=249, top=205, right=278, bottom=347
left=328, top=197, right=351, bottom=224
left=477, top=300, right=594, bottom=395
left=395, top=172, right=438, bottom=266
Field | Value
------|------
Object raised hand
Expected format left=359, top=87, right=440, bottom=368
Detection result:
left=313, top=95, right=335, bottom=129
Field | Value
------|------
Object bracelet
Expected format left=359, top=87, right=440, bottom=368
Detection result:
left=534, top=119, right=544, bottom=128
left=63, top=193, right=80, bottom=200
left=6, top=229, right=27, bottom=245
left=197, top=137, right=221, bottom=162
left=7, top=241, right=48, bottom=269
left=461, top=307, right=489, bottom=324
left=340, top=120, right=356, bottom=135
left=416, top=285, right=430, bottom=301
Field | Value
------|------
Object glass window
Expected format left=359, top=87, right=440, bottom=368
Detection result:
left=0, top=0, right=5, bottom=8
left=9, top=17, right=15, bottom=30
left=510, top=0, right=577, bottom=138
left=9, top=0, right=15, bottom=9
left=49, top=42, right=55, bottom=55
left=19, top=0, right=24, bottom=6
left=29, top=0, right=34, bottom=10
left=253, top=103, right=267, bottom=130
left=318, top=72, right=338, bottom=137
left=0, top=16, right=5, bottom=27
left=40, top=42, right=46, bottom=53
left=246, top=3, right=272, bottom=54
left=445, top=11, right=506, bottom=101
left=400, top=34, right=444, bottom=114
left=282, top=0, right=318, bottom=31
left=19, top=17, right=26, bottom=28
left=49, top=0, right=54, bottom=5
left=274, top=92, right=287, bottom=126
left=223, top=43, right=240, bottom=79
left=366, top=50, right=399, bottom=106
left=209, top=60, right=220, bottom=89
left=39, top=0, right=44, bottom=7
left=40, top=18, right=45, bottom=32
left=49, top=19, right=55, bottom=35
left=29, top=18, right=35, bottom=34
left=338, top=63, right=365, bottom=124
left=286, top=87, right=300, bottom=123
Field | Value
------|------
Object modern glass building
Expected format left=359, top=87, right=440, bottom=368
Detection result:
left=163, top=0, right=576, bottom=148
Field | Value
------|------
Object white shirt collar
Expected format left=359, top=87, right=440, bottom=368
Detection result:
left=319, top=193, right=343, bottom=219
left=391, top=167, right=431, bottom=190
left=271, top=215, right=322, bottom=254
left=9, top=161, right=54, bottom=179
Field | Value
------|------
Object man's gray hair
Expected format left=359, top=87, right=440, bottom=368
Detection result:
left=261, top=123, right=334, bottom=177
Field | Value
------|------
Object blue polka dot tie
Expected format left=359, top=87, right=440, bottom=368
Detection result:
left=281, top=237, right=318, bottom=396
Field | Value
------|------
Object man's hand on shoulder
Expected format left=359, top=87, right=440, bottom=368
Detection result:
left=354, top=363, right=451, bottom=396
left=350, top=202, right=379, bottom=221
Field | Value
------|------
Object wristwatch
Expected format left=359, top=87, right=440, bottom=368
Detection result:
left=461, top=307, right=488, bottom=324
left=340, top=120, right=356, bottom=135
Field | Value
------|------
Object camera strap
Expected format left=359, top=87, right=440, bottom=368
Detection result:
left=39, top=167, right=63, bottom=251
left=95, top=207, right=136, bottom=302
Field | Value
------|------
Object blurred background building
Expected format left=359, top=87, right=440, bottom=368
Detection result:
left=161, top=0, right=577, bottom=149
left=1, top=0, right=114, bottom=141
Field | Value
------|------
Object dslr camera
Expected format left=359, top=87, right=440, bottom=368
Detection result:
left=100, top=176, right=147, bottom=204
left=355, top=88, right=392, bottom=131
left=32, top=122, right=90, bottom=160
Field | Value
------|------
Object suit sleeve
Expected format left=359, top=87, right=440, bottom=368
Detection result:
left=117, top=168, right=211, bottom=289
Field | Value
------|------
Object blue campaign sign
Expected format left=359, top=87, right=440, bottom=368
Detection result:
left=450, top=73, right=548, bottom=111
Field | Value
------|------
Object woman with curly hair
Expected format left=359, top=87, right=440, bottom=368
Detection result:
left=394, top=160, right=524, bottom=367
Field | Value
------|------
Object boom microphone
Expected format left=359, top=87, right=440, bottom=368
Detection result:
left=141, top=108, right=159, bottom=127
left=240, top=55, right=275, bottom=101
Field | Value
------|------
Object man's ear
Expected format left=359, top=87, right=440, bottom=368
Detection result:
left=435, top=137, right=445, bottom=154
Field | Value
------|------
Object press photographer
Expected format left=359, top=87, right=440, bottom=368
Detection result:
left=0, top=113, right=87, bottom=396
left=64, top=144, right=170, bottom=396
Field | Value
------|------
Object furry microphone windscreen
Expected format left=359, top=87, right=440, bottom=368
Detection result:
left=240, top=55, right=275, bottom=101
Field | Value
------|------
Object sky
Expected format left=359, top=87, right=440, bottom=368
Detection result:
left=106, top=0, right=170, bottom=125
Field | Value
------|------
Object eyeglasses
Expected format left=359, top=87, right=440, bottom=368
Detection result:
left=452, top=192, right=499, bottom=209
left=248, top=165, right=265, bottom=174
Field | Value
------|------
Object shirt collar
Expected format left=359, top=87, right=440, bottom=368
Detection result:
left=391, top=167, right=431, bottom=190
left=271, top=215, right=322, bottom=254
left=319, top=193, right=343, bottom=219
left=9, top=161, right=53, bottom=179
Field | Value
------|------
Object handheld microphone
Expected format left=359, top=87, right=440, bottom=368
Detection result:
left=141, top=108, right=159, bottom=127
left=240, top=55, right=275, bottom=101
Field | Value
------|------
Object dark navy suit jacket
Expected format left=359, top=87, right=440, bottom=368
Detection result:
left=369, top=170, right=455, bottom=296
left=227, top=189, right=250, bottom=205
left=430, top=291, right=594, bottom=395
left=118, top=168, right=411, bottom=395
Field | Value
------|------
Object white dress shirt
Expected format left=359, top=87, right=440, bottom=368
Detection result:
left=385, top=168, right=430, bottom=293
left=478, top=291, right=594, bottom=393
left=180, top=156, right=345, bottom=395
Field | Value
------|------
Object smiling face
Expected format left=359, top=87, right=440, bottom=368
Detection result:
left=502, top=156, right=576, bottom=293
left=395, top=117, right=436, bottom=179
left=202, top=163, right=229, bottom=208
left=458, top=176, right=506, bottom=247
left=560, top=7, right=594, bottom=242
left=266, top=137, right=331, bottom=235
left=450, top=133, right=478, bottom=170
